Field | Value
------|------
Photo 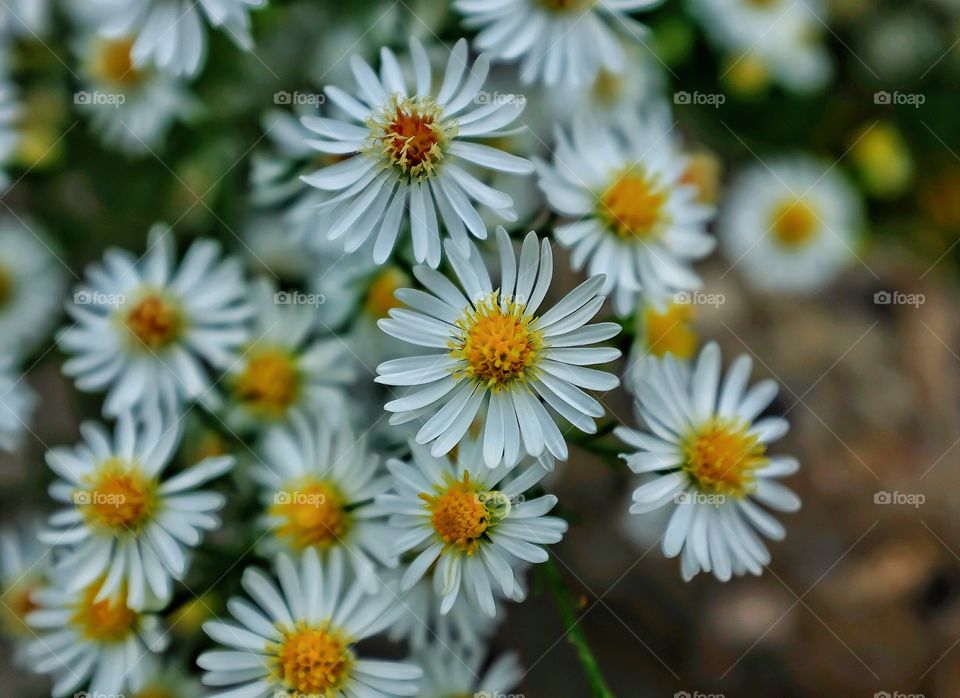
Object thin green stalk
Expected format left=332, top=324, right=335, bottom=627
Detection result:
left=542, top=557, right=616, bottom=698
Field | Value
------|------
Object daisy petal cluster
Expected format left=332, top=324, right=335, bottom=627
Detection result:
left=617, top=343, right=801, bottom=580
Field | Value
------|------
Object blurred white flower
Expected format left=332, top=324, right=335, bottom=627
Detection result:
left=415, top=638, right=524, bottom=698
left=0, top=356, right=35, bottom=453
left=198, top=548, right=422, bottom=696
left=60, top=225, right=253, bottom=417
left=616, top=343, right=801, bottom=581
left=719, top=157, right=863, bottom=294
left=41, top=410, right=234, bottom=609
left=0, top=520, right=49, bottom=656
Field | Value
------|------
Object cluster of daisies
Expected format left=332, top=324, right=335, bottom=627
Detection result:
left=0, top=0, right=868, bottom=696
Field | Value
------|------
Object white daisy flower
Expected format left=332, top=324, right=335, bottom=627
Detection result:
left=415, top=639, right=523, bottom=698
left=377, top=227, right=622, bottom=467
left=88, top=0, right=266, bottom=77
left=26, top=577, right=168, bottom=698
left=690, top=0, right=831, bottom=92
left=252, top=413, right=396, bottom=591
left=0, top=520, right=49, bottom=651
left=59, top=225, right=253, bottom=417
left=616, top=342, right=801, bottom=581
left=224, top=279, right=354, bottom=430
left=536, top=110, right=716, bottom=316
left=719, top=157, right=862, bottom=294
left=454, top=0, right=660, bottom=88
left=0, top=357, right=36, bottom=453
left=198, top=548, right=422, bottom=697
left=0, top=216, right=67, bottom=358
left=75, top=34, right=197, bottom=154
left=300, top=37, right=534, bottom=267
left=377, top=438, right=567, bottom=616
left=40, top=410, right=235, bottom=610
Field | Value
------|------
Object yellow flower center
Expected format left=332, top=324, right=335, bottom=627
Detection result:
left=642, top=303, right=697, bottom=360
left=363, top=267, right=408, bottom=319
left=680, top=152, right=722, bottom=205
left=71, top=580, right=137, bottom=643
left=368, top=96, right=455, bottom=180
left=592, top=70, right=623, bottom=104
left=600, top=167, right=669, bottom=240
left=1, top=584, right=38, bottom=636
left=91, top=38, right=143, bottom=87
left=770, top=198, right=819, bottom=248
left=539, top=0, right=597, bottom=12
left=421, top=472, right=503, bottom=555
left=133, top=688, right=176, bottom=698
left=0, top=266, right=12, bottom=308
left=271, top=481, right=348, bottom=550
left=451, top=293, right=542, bottom=391
left=274, top=624, right=353, bottom=695
left=233, top=348, right=300, bottom=418
left=682, top=419, right=767, bottom=497
left=82, top=460, right=157, bottom=532
left=124, top=294, right=182, bottom=350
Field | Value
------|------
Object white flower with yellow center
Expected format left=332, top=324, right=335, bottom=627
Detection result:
left=415, top=638, right=523, bottom=698
left=224, top=279, right=353, bottom=430
left=25, top=577, right=168, bottom=698
left=719, top=158, right=863, bottom=294
left=76, top=34, right=197, bottom=154
left=253, top=413, right=396, bottom=591
left=624, top=292, right=700, bottom=395
left=198, top=548, right=422, bottom=697
left=0, top=521, right=48, bottom=656
left=0, top=217, right=67, bottom=358
left=454, top=0, right=660, bottom=88
left=377, top=227, right=621, bottom=467
left=59, top=224, right=253, bottom=416
left=40, top=411, right=235, bottom=609
left=377, top=438, right=566, bottom=616
left=537, top=110, right=716, bottom=316
left=0, top=357, right=36, bottom=453
left=616, top=343, right=801, bottom=581
left=300, top=37, right=534, bottom=268
left=87, top=0, right=266, bottom=77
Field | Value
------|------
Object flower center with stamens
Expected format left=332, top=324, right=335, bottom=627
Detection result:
left=363, top=267, right=408, bottom=319
left=682, top=418, right=767, bottom=497
left=0, top=266, right=12, bottom=308
left=451, top=293, right=542, bottom=391
left=124, top=294, right=182, bottom=350
left=770, top=198, right=819, bottom=247
left=538, top=0, right=597, bottom=12
left=368, top=96, right=455, bottom=180
left=421, top=472, right=502, bottom=555
left=233, top=348, right=300, bottom=417
left=274, top=624, right=354, bottom=694
left=72, top=580, right=137, bottom=643
left=91, top=38, right=144, bottom=87
left=82, top=459, right=157, bottom=531
left=642, top=303, right=697, bottom=360
left=271, top=480, right=348, bottom=550
left=600, top=167, right=670, bottom=240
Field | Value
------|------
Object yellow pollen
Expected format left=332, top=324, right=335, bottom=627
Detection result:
left=682, top=419, right=767, bottom=497
left=71, top=580, right=137, bottom=643
left=642, top=303, right=697, bottom=360
left=0, top=266, right=12, bottom=308
left=600, top=167, right=669, bottom=240
left=274, top=624, right=353, bottom=695
left=770, top=198, right=819, bottom=247
left=420, top=472, right=499, bottom=555
left=450, top=293, right=541, bottom=391
left=124, top=294, right=182, bottom=350
left=368, top=96, right=454, bottom=180
left=271, top=481, right=348, bottom=550
left=91, top=38, right=143, bottom=87
left=82, top=460, right=157, bottom=531
left=233, top=348, right=300, bottom=417
left=363, top=267, right=408, bottom=319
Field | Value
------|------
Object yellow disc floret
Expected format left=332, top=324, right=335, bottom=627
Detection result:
left=82, top=459, right=157, bottom=532
left=421, top=472, right=506, bottom=555
left=641, top=302, right=698, bottom=360
left=600, top=166, right=670, bottom=240
left=274, top=624, right=354, bottom=695
left=233, top=348, right=300, bottom=418
left=451, top=293, right=542, bottom=391
left=682, top=418, right=767, bottom=497
left=367, top=96, right=456, bottom=180
left=72, top=580, right=138, bottom=643
left=91, top=38, right=144, bottom=87
left=124, top=294, right=183, bottom=350
left=363, top=267, right=408, bottom=319
left=270, top=480, right=348, bottom=550
left=770, top=198, right=819, bottom=248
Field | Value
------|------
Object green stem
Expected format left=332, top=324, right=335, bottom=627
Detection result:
left=543, top=557, right=617, bottom=698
